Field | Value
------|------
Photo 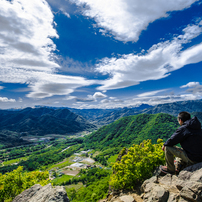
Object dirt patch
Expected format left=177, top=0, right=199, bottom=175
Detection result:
left=62, top=170, right=79, bottom=176
left=81, top=157, right=95, bottom=164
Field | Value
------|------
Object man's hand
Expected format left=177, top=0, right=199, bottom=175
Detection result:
left=162, top=145, right=165, bottom=151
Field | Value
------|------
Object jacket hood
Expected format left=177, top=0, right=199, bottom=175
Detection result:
left=184, top=116, right=201, bottom=130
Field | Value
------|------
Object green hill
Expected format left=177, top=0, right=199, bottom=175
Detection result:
left=84, top=113, right=179, bottom=150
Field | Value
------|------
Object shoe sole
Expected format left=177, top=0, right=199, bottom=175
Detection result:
left=160, top=166, right=175, bottom=175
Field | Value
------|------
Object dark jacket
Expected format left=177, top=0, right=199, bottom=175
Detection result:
left=164, top=116, right=202, bottom=162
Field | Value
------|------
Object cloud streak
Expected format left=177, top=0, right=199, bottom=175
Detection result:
left=71, top=0, right=199, bottom=42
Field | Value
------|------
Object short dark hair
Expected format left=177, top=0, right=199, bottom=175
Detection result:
left=178, top=111, right=191, bottom=122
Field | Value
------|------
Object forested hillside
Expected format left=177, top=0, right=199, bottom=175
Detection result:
left=0, top=107, right=96, bottom=136
left=84, top=113, right=179, bottom=150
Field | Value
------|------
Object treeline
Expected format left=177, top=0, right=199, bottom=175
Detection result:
left=0, top=144, right=47, bottom=161
left=0, top=130, right=30, bottom=149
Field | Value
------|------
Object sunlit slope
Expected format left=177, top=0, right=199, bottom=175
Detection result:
left=85, top=113, right=179, bottom=149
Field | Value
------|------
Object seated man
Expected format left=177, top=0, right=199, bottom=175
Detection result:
left=160, top=111, right=202, bottom=174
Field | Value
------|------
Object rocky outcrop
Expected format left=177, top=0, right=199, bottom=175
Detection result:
left=101, top=162, right=202, bottom=202
left=141, top=162, right=202, bottom=202
left=12, top=183, right=69, bottom=202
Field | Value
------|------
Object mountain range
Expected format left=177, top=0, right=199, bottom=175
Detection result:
left=1, top=99, right=202, bottom=148
left=69, top=100, right=202, bottom=125
left=69, top=104, right=152, bottom=126
left=0, top=107, right=96, bottom=136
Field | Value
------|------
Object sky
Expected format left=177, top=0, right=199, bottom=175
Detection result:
left=0, top=0, right=202, bottom=109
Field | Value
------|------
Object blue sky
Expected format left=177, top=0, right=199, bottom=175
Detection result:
left=0, top=0, right=202, bottom=109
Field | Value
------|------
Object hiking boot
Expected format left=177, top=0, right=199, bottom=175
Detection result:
left=160, top=165, right=175, bottom=175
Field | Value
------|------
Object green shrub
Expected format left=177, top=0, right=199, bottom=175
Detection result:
left=110, top=139, right=165, bottom=190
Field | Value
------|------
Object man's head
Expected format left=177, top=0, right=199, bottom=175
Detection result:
left=177, top=111, right=191, bottom=125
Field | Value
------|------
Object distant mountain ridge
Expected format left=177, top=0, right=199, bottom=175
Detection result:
left=69, top=100, right=202, bottom=125
left=0, top=107, right=96, bottom=136
left=69, top=104, right=152, bottom=126
left=143, top=99, right=202, bottom=116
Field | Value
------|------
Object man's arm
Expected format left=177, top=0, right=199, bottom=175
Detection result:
left=164, top=127, right=186, bottom=147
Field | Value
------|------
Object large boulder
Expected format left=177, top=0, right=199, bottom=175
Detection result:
left=12, top=183, right=69, bottom=202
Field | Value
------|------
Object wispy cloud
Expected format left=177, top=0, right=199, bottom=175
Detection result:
left=95, top=21, right=202, bottom=91
left=137, top=90, right=167, bottom=98
left=71, top=0, right=199, bottom=42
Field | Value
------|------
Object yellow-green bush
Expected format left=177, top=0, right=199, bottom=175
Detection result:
left=110, top=139, right=165, bottom=190
left=0, top=166, right=50, bottom=202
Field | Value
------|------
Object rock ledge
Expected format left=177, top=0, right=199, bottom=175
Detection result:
left=12, top=183, right=69, bottom=202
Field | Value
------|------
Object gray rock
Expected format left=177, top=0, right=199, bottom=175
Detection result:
left=141, top=176, right=157, bottom=192
left=140, top=163, right=202, bottom=202
left=119, top=195, right=135, bottom=202
left=101, top=162, right=202, bottom=202
left=12, top=183, right=69, bottom=202
left=180, top=182, right=202, bottom=202
left=143, top=184, right=169, bottom=202
left=166, top=193, right=179, bottom=202
left=12, top=184, right=42, bottom=202
left=178, top=197, right=190, bottom=202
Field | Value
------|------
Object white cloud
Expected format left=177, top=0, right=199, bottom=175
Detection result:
left=60, top=8, right=71, bottom=18
left=0, top=0, right=59, bottom=72
left=0, top=97, right=16, bottom=102
left=0, top=86, right=4, bottom=90
left=74, top=92, right=107, bottom=103
left=26, top=74, right=96, bottom=99
left=101, top=99, right=109, bottom=103
left=137, top=90, right=167, bottom=98
left=180, top=82, right=200, bottom=88
left=93, top=92, right=107, bottom=99
left=181, top=83, right=202, bottom=96
left=0, top=0, right=97, bottom=99
left=96, top=21, right=202, bottom=91
left=71, top=0, right=198, bottom=42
